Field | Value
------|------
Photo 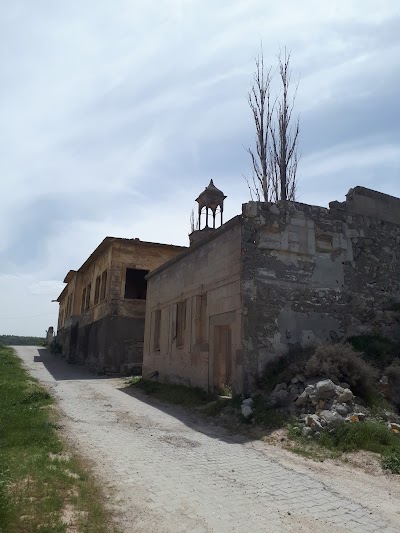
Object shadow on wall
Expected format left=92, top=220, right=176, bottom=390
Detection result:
left=33, top=348, right=114, bottom=381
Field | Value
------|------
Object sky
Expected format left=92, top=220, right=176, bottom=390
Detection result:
left=1, top=0, right=400, bottom=336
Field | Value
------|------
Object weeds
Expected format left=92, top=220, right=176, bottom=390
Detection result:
left=129, top=377, right=216, bottom=407
left=288, top=419, right=400, bottom=474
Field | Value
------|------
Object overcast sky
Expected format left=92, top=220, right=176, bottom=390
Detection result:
left=1, top=0, right=400, bottom=336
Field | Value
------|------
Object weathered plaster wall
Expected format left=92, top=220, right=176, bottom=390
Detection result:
left=143, top=219, right=242, bottom=392
left=57, top=239, right=185, bottom=373
left=73, top=315, right=144, bottom=373
left=241, top=188, right=400, bottom=392
left=109, top=240, right=184, bottom=317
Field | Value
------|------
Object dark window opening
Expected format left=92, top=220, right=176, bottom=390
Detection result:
left=153, top=309, right=161, bottom=352
left=195, top=294, right=207, bottom=344
left=94, top=276, right=101, bottom=305
left=124, top=268, right=149, bottom=300
left=100, top=270, right=108, bottom=301
left=85, top=283, right=91, bottom=310
left=176, top=300, right=186, bottom=347
left=81, top=287, right=86, bottom=313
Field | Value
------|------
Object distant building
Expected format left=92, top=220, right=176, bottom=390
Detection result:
left=143, top=185, right=400, bottom=394
left=56, top=237, right=185, bottom=373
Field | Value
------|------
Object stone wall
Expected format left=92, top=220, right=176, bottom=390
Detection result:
left=241, top=187, right=400, bottom=392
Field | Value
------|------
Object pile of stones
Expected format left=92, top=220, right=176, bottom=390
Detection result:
left=240, top=375, right=400, bottom=436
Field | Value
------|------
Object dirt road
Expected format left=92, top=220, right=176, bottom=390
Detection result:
left=14, top=346, right=400, bottom=532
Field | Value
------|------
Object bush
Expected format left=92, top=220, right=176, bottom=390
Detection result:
left=348, top=335, right=397, bottom=370
left=382, top=450, right=400, bottom=474
left=304, top=344, right=378, bottom=400
left=386, top=360, right=400, bottom=409
left=319, top=420, right=396, bottom=454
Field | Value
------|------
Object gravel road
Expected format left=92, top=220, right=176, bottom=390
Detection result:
left=14, top=346, right=400, bottom=533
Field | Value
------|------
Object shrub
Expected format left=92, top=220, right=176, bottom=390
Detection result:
left=319, top=420, right=396, bottom=454
left=382, top=450, right=400, bottom=474
left=386, top=360, right=400, bottom=409
left=348, top=335, right=397, bottom=370
left=304, top=344, right=378, bottom=401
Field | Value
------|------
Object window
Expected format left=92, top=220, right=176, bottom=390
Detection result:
left=176, top=301, right=186, bottom=347
left=100, top=269, right=108, bottom=301
left=94, top=276, right=101, bottom=305
left=124, top=268, right=149, bottom=299
left=153, top=309, right=161, bottom=352
left=195, top=294, right=207, bottom=344
left=81, top=287, right=86, bottom=313
left=85, top=283, right=91, bottom=310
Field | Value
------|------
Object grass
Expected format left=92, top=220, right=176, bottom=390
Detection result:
left=287, top=420, right=400, bottom=474
left=129, top=377, right=217, bottom=407
left=0, top=345, right=116, bottom=533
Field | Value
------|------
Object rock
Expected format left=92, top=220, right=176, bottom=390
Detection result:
left=242, top=398, right=254, bottom=407
left=390, top=422, right=400, bottom=431
left=296, top=374, right=306, bottom=383
left=305, top=414, right=323, bottom=431
left=273, top=383, right=287, bottom=393
left=269, top=389, right=289, bottom=406
left=382, top=411, right=400, bottom=424
left=337, top=389, right=353, bottom=403
left=318, top=399, right=325, bottom=409
left=352, top=404, right=371, bottom=417
left=316, top=380, right=337, bottom=399
left=241, top=405, right=253, bottom=418
left=304, top=385, right=315, bottom=395
left=319, top=410, right=343, bottom=427
left=340, top=382, right=350, bottom=389
left=302, top=426, right=313, bottom=437
left=335, top=404, right=348, bottom=417
left=290, top=385, right=302, bottom=397
left=291, top=376, right=299, bottom=384
left=294, top=391, right=308, bottom=407
left=352, top=412, right=366, bottom=421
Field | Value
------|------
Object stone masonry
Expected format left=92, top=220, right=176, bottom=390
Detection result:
left=241, top=186, right=400, bottom=391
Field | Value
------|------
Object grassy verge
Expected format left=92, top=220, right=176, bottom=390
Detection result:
left=288, top=420, right=400, bottom=473
left=0, top=345, right=115, bottom=532
left=129, top=377, right=217, bottom=407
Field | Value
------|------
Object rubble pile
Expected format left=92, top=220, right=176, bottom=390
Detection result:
left=240, top=375, right=400, bottom=436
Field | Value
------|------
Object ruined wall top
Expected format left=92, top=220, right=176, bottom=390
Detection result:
left=330, top=186, right=400, bottom=225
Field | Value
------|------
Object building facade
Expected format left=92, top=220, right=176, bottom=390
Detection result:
left=56, top=237, right=185, bottom=373
left=143, top=186, right=400, bottom=394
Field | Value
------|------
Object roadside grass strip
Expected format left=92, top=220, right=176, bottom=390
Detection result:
left=0, top=346, right=114, bottom=532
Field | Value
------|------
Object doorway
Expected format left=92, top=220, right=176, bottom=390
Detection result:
left=212, top=324, right=232, bottom=392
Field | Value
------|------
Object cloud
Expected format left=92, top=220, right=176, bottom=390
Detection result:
left=1, top=0, right=400, bottom=335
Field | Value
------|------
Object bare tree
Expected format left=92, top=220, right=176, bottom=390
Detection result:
left=246, top=46, right=299, bottom=202
left=189, top=207, right=199, bottom=233
left=245, top=47, right=275, bottom=202
left=270, top=48, right=299, bottom=202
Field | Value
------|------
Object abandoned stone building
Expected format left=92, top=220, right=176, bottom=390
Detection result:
left=56, top=237, right=185, bottom=372
left=143, top=184, right=400, bottom=394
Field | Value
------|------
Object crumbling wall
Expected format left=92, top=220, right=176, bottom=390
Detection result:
left=241, top=187, right=400, bottom=392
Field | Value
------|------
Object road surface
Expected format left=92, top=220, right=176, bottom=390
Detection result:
left=14, top=346, right=400, bottom=532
